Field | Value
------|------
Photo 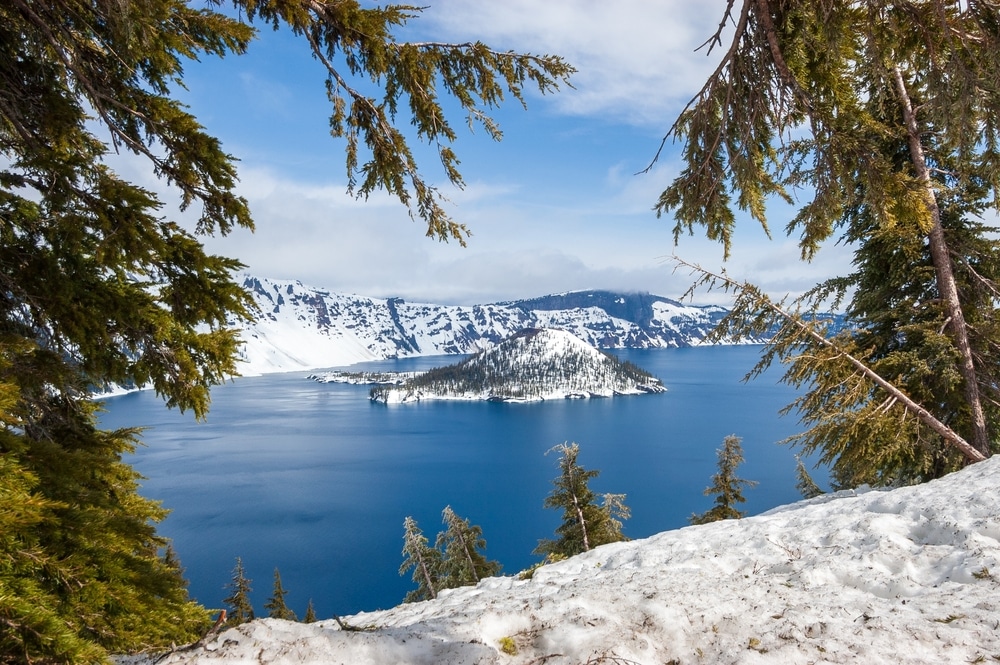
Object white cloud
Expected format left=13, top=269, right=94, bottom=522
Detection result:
left=421, top=0, right=733, bottom=125
left=93, top=2, right=857, bottom=308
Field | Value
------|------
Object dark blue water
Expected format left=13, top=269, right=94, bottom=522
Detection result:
left=99, top=346, right=822, bottom=620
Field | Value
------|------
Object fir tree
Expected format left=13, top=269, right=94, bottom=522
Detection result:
left=435, top=506, right=502, bottom=589
left=534, top=442, right=629, bottom=558
left=303, top=599, right=317, bottom=623
left=264, top=568, right=297, bottom=621
left=795, top=456, right=824, bottom=500
left=223, top=557, right=255, bottom=627
left=690, top=435, right=758, bottom=525
left=400, top=516, right=442, bottom=602
left=658, top=1, right=1000, bottom=479
left=0, top=0, right=569, bottom=659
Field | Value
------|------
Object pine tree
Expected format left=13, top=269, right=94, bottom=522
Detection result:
left=690, top=435, right=758, bottom=525
left=1, top=1, right=569, bottom=660
left=400, top=516, right=442, bottom=603
left=534, top=442, right=629, bottom=558
left=263, top=568, right=297, bottom=621
left=302, top=599, right=317, bottom=623
left=223, top=557, right=255, bottom=627
left=794, top=456, right=824, bottom=500
left=435, top=506, right=502, bottom=589
left=787, top=194, right=1000, bottom=486
left=656, top=1, right=1000, bottom=477
left=0, top=456, right=106, bottom=663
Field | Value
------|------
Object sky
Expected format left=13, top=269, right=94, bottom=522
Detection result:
left=128, top=0, right=856, bottom=305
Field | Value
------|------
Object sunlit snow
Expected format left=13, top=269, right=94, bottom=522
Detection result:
left=136, top=455, right=1000, bottom=665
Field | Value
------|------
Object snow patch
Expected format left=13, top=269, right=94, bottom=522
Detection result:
left=138, top=456, right=1000, bottom=664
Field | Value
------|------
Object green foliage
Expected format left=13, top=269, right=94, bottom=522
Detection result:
left=0, top=456, right=106, bottom=664
left=399, top=516, right=442, bottom=603
left=0, top=389, right=212, bottom=663
left=661, top=1, right=1000, bottom=484
left=498, top=636, right=517, bottom=655
left=794, top=456, right=824, bottom=500
left=264, top=568, right=297, bottom=621
left=534, top=442, right=630, bottom=558
left=786, top=200, right=1000, bottom=486
left=690, top=435, right=757, bottom=525
left=223, top=557, right=255, bottom=627
left=303, top=599, right=317, bottom=623
left=656, top=1, right=1000, bottom=259
left=236, top=1, right=573, bottom=243
left=1, top=0, right=569, bottom=659
left=400, top=509, right=501, bottom=602
left=435, top=506, right=502, bottom=588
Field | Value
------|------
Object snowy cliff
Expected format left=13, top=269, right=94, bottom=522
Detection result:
left=363, top=328, right=665, bottom=403
left=138, top=455, right=1000, bottom=665
left=234, top=276, right=729, bottom=374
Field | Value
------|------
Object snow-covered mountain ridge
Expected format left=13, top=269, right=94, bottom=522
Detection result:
left=363, top=328, right=665, bottom=403
left=234, top=276, right=731, bottom=374
left=140, top=455, right=1000, bottom=665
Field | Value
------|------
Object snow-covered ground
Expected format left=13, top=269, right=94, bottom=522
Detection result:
left=140, top=455, right=1000, bottom=664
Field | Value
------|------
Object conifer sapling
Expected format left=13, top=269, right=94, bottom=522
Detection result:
left=690, top=435, right=757, bottom=525
left=223, top=557, right=255, bottom=626
left=264, top=568, right=297, bottom=621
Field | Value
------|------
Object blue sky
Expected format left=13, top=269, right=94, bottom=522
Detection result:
left=133, top=0, right=854, bottom=305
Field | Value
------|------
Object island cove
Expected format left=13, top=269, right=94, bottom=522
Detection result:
left=310, top=328, right=665, bottom=403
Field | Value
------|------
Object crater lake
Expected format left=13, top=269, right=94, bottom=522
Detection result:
left=99, top=345, right=824, bottom=620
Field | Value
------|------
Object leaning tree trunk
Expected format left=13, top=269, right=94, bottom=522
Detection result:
left=892, top=65, right=990, bottom=457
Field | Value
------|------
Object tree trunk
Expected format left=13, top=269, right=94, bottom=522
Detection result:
left=417, top=552, right=437, bottom=600
left=456, top=530, right=479, bottom=583
left=570, top=489, right=590, bottom=552
left=892, top=65, right=990, bottom=457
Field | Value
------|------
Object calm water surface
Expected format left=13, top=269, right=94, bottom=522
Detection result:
left=100, top=346, right=823, bottom=619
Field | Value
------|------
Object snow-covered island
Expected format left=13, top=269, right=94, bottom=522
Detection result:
left=360, top=328, right=666, bottom=403
left=137, top=454, right=1000, bottom=665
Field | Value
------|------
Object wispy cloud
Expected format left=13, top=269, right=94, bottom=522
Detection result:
left=421, top=0, right=731, bottom=126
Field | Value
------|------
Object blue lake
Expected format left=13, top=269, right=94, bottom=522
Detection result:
left=99, top=345, right=824, bottom=620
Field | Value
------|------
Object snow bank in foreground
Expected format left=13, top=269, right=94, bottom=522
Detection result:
left=142, top=457, right=1000, bottom=664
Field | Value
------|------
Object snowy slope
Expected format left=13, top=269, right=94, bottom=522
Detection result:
left=140, top=456, right=1000, bottom=665
left=369, top=328, right=665, bottom=403
left=233, top=277, right=729, bottom=375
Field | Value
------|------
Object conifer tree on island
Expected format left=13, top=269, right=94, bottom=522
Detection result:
left=264, top=568, right=297, bottom=621
left=0, top=0, right=570, bottom=660
left=535, top=442, right=630, bottom=558
left=656, top=0, right=1000, bottom=482
left=690, top=435, right=757, bottom=525
left=222, top=557, right=255, bottom=627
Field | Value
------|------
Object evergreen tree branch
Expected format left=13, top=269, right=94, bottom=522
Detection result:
left=672, top=256, right=987, bottom=465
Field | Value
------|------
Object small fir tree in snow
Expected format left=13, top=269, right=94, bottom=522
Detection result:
left=303, top=599, right=317, bottom=623
left=223, top=557, right=254, bottom=626
left=435, top=506, right=502, bottom=588
left=534, top=442, right=629, bottom=558
left=264, top=568, right=297, bottom=621
left=795, top=456, right=825, bottom=500
left=690, top=435, right=758, bottom=525
left=400, top=516, right=442, bottom=602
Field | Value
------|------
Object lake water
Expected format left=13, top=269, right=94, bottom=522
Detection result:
left=99, top=345, right=824, bottom=620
